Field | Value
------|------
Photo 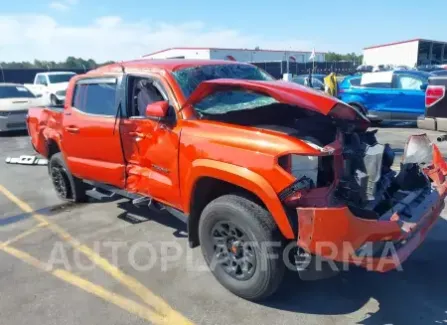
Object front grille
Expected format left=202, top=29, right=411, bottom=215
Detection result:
left=6, top=122, right=26, bottom=129
left=9, top=110, right=28, bottom=116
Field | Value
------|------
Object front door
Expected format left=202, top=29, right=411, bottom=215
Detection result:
left=391, top=73, right=426, bottom=119
left=120, top=75, right=182, bottom=208
left=62, top=76, right=126, bottom=188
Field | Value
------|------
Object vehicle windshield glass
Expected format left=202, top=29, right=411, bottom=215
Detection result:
left=172, top=64, right=275, bottom=114
left=0, top=86, right=35, bottom=99
left=173, top=64, right=273, bottom=97
left=48, top=73, right=75, bottom=83
left=191, top=90, right=277, bottom=115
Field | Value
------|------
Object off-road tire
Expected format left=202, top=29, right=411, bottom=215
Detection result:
left=199, top=194, right=285, bottom=301
left=49, top=152, right=87, bottom=202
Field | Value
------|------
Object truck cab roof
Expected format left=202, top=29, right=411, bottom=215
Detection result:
left=90, top=59, right=253, bottom=74
left=36, top=71, right=76, bottom=75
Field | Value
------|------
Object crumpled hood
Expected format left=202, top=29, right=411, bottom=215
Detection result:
left=182, top=78, right=369, bottom=126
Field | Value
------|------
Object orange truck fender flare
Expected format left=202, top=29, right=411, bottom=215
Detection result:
left=42, top=129, right=63, bottom=157
left=183, top=159, right=295, bottom=239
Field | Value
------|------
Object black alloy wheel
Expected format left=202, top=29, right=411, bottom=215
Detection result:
left=50, top=163, right=71, bottom=200
left=211, top=221, right=257, bottom=281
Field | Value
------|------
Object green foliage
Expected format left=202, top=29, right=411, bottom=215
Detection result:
left=0, top=57, right=115, bottom=69
left=325, top=52, right=363, bottom=63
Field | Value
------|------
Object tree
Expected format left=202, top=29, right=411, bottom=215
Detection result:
left=0, top=57, right=116, bottom=70
left=325, top=51, right=363, bottom=63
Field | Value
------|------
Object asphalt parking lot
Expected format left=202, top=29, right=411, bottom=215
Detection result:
left=1, top=122, right=447, bottom=325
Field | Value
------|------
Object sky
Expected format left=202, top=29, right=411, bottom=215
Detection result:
left=0, top=0, right=446, bottom=62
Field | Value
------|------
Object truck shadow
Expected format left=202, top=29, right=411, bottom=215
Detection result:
left=377, top=121, right=417, bottom=129
left=0, top=130, right=29, bottom=138
left=263, top=217, right=447, bottom=325
left=116, top=201, right=187, bottom=238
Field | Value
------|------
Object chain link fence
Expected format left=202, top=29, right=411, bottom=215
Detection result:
left=251, top=61, right=359, bottom=79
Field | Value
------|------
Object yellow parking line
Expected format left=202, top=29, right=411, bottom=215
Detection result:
left=0, top=222, right=48, bottom=249
left=0, top=184, right=194, bottom=325
left=0, top=244, right=166, bottom=324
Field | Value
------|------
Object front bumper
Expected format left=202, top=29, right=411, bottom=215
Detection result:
left=296, top=147, right=447, bottom=273
left=55, top=94, right=66, bottom=102
left=0, top=111, right=28, bottom=132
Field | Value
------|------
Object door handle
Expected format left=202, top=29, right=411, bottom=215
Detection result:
left=65, top=126, right=79, bottom=134
left=128, top=131, right=149, bottom=139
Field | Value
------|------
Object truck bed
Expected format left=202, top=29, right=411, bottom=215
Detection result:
left=27, top=106, right=64, bottom=157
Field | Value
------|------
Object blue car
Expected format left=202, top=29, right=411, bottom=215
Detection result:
left=338, top=70, right=430, bottom=121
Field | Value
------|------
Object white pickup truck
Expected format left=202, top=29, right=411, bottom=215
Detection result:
left=25, top=71, right=76, bottom=105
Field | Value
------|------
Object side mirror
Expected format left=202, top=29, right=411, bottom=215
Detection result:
left=145, top=100, right=169, bottom=120
left=421, top=84, right=428, bottom=91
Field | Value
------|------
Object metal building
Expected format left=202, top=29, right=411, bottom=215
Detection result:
left=363, top=38, right=447, bottom=67
left=142, top=47, right=325, bottom=63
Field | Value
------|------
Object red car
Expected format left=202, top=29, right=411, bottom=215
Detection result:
left=27, top=59, right=447, bottom=301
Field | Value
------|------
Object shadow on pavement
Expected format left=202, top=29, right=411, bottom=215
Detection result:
left=0, top=201, right=84, bottom=226
left=262, top=217, right=447, bottom=325
left=377, top=121, right=417, bottom=129
left=117, top=201, right=187, bottom=238
left=0, top=130, right=29, bottom=137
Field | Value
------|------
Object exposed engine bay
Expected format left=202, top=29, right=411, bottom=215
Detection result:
left=202, top=103, right=435, bottom=219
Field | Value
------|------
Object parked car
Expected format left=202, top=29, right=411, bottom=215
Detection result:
left=429, top=69, right=447, bottom=77
left=26, top=59, right=447, bottom=301
left=0, top=83, right=44, bottom=132
left=417, top=73, right=447, bottom=131
left=356, top=65, right=373, bottom=73
left=338, top=70, right=430, bottom=122
left=291, top=74, right=325, bottom=90
left=25, top=71, right=76, bottom=106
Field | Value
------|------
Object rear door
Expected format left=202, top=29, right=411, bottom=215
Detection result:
left=62, top=76, right=126, bottom=188
left=391, top=73, right=426, bottom=118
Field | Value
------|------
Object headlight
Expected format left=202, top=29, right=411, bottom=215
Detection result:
left=278, top=154, right=335, bottom=204
left=278, top=154, right=318, bottom=186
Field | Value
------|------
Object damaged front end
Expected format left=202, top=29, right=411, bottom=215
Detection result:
left=281, top=131, right=447, bottom=273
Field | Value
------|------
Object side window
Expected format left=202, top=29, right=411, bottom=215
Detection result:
left=72, top=79, right=117, bottom=116
left=127, top=76, right=168, bottom=117
left=364, top=82, right=391, bottom=88
left=395, top=75, right=423, bottom=90
left=36, top=75, right=47, bottom=85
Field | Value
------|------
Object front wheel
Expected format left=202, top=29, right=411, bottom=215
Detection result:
left=49, top=153, right=87, bottom=202
left=198, top=194, right=285, bottom=301
left=50, top=94, right=59, bottom=106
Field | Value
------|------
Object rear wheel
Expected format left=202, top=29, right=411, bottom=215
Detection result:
left=198, top=194, right=285, bottom=301
left=49, top=153, right=87, bottom=202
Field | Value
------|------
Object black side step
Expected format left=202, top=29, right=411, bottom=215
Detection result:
left=83, top=180, right=144, bottom=200
left=83, top=180, right=188, bottom=223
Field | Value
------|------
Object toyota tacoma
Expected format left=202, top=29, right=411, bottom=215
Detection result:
left=26, top=59, right=447, bottom=301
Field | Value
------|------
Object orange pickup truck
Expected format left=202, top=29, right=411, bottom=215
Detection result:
left=27, top=59, right=447, bottom=301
